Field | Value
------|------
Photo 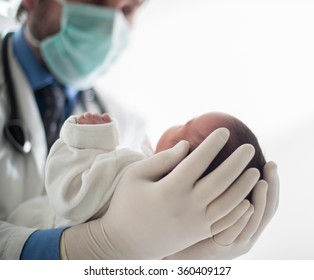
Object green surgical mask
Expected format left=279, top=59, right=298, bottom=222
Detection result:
left=26, top=3, right=130, bottom=89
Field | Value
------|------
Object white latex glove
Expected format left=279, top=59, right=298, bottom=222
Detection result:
left=165, top=161, right=279, bottom=259
left=62, top=128, right=261, bottom=259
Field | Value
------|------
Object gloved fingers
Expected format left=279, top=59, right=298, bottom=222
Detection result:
left=263, top=161, right=279, bottom=218
left=166, top=128, right=230, bottom=188
left=211, top=199, right=250, bottom=235
left=133, top=140, right=190, bottom=181
left=213, top=204, right=254, bottom=246
left=205, top=168, right=260, bottom=223
left=236, top=180, right=268, bottom=243
left=251, top=162, right=279, bottom=242
left=194, top=144, right=255, bottom=205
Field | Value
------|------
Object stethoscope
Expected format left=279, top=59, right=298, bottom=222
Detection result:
left=2, top=31, right=31, bottom=154
left=1, top=31, right=107, bottom=155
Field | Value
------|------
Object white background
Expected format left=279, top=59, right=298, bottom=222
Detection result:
left=100, top=0, right=314, bottom=260
left=1, top=0, right=314, bottom=259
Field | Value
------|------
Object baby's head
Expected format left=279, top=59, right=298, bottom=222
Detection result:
left=156, top=112, right=266, bottom=182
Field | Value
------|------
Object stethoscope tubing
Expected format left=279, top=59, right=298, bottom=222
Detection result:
left=2, top=31, right=32, bottom=154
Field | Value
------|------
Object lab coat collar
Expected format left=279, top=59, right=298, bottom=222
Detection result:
left=12, top=26, right=54, bottom=91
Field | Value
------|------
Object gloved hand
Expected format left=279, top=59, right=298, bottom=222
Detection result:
left=165, top=161, right=279, bottom=259
left=61, top=128, right=261, bottom=259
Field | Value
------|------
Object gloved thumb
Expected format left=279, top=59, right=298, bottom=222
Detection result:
left=132, top=140, right=190, bottom=181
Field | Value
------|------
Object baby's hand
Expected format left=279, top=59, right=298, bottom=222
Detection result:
left=76, top=112, right=112, bottom=125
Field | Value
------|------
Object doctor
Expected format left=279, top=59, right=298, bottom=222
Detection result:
left=0, top=0, right=279, bottom=260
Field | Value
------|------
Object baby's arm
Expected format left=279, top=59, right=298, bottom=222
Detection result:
left=76, top=112, right=112, bottom=125
left=45, top=113, right=120, bottom=225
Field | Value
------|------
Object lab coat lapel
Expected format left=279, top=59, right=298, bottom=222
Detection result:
left=8, top=38, right=47, bottom=181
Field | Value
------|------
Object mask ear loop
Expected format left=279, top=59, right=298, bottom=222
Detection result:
left=54, top=0, right=66, bottom=4
left=2, top=32, right=32, bottom=154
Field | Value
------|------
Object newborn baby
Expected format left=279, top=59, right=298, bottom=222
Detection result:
left=8, top=111, right=265, bottom=229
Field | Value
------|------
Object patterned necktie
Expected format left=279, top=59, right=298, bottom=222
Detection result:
left=35, top=83, right=66, bottom=151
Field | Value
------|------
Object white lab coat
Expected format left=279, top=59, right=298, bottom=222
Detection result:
left=0, top=34, right=147, bottom=259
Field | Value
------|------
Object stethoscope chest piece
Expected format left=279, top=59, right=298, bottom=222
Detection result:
left=4, top=118, right=32, bottom=154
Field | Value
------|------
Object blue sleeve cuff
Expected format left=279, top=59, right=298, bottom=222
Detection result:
left=20, top=228, right=66, bottom=260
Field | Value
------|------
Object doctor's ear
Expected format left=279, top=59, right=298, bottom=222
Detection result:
left=16, top=0, right=45, bottom=22
left=22, top=0, right=40, bottom=12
